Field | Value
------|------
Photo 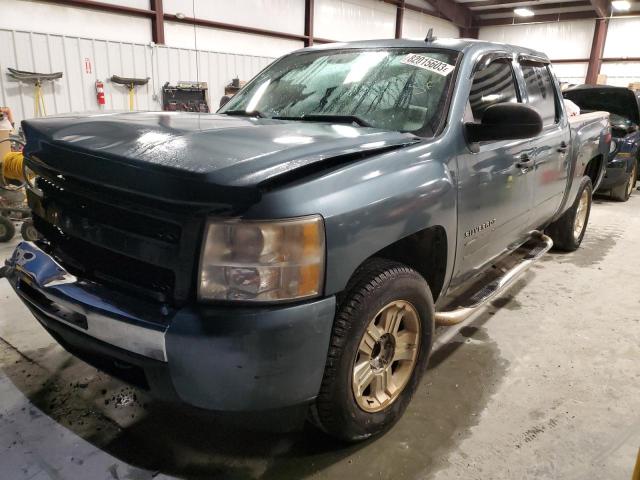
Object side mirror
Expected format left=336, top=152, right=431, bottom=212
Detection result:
left=219, top=95, right=231, bottom=108
left=465, top=103, right=543, bottom=143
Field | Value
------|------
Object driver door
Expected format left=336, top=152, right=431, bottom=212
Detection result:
left=453, top=55, right=536, bottom=284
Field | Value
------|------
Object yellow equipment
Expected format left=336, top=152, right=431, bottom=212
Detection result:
left=7, top=68, right=62, bottom=118
left=2, top=151, right=27, bottom=183
left=111, top=75, right=150, bottom=111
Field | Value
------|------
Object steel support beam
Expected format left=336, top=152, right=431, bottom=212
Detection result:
left=459, top=26, right=479, bottom=38
left=304, top=0, right=315, bottom=46
left=470, top=0, right=591, bottom=8
left=150, top=0, right=165, bottom=45
left=476, top=10, right=597, bottom=26
left=475, top=1, right=592, bottom=15
left=585, top=18, right=609, bottom=85
left=589, top=0, right=610, bottom=17
left=395, top=0, right=405, bottom=39
left=164, top=13, right=309, bottom=42
left=38, top=0, right=154, bottom=17
left=429, top=0, right=475, bottom=27
left=384, top=0, right=476, bottom=28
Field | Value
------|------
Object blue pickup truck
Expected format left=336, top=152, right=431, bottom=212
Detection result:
left=2, top=38, right=610, bottom=441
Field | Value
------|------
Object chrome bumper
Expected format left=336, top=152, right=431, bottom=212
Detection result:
left=4, top=242, right=168, bottom=362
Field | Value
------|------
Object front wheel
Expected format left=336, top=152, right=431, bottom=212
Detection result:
left=546, top=176, right=592, bottom=252
left=313, top=258, right=434, bottom=441
left=611, top=160, right=637, bottom=202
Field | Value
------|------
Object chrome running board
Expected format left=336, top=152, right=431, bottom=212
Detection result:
left=435, top=232, right=553, bottom=326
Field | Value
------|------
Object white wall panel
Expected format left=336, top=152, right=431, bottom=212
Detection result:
left=163, top=0, right=305, bottom=35
left=0, top=0, right=152, bottom=44
left=600, top=63, right=640, bottom=87
left=479, top=20, right=595, bottom=60
left=0, top=28, right=274, bottom=127
left=603, top=18, right=640, bottom=59
left=402, top=10, right=459, bottom=40
left=164, top=21, right=302, bottom=58
left=551, top=63, right=588, bottom=85
left=314, top=0, right=396, bottom=41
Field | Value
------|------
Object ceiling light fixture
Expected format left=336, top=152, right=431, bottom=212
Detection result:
left=612, top=0, right=631, bottom=10
left=514, top=7, right=535, bottom=16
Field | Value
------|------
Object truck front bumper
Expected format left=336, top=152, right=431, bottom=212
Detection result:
left=4, top=242, right=336, bottom=412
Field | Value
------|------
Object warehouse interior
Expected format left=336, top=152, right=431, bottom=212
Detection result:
left=1, top=0, right=640, bottom=479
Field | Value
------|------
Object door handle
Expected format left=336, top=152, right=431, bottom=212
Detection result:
left=557, top=141, right=568, bottom=153
left=516, top=154, right=534, bottom=169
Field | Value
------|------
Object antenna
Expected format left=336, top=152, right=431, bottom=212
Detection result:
left=425, top=28, right=436, bottom=42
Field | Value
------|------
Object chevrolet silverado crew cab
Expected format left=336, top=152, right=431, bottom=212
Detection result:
left=2, top=39, right=610, bottom=441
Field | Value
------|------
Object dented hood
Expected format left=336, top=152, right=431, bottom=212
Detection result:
left=22, top=112, right=419, bottom=205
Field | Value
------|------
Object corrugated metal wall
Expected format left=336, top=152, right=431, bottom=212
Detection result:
left=480, top=18, right=640, bottom=87
left=0, top=28, right=275, bottom=127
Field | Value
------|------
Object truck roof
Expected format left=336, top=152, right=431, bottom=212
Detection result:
left=296, top=38, right=549, bottom=61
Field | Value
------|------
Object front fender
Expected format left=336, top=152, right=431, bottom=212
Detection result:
left=243, top=142, right=458, bottom=296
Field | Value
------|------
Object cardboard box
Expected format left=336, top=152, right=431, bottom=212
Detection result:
left=629, top=82, right=640, bottom=91
left=596, top=74, right=608, bottom=85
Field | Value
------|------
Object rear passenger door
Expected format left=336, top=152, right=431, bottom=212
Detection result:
left=517, top=58, right=570, bottom=229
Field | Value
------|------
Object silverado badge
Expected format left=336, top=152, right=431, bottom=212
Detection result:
left=464, top=219, right=496, bottom=238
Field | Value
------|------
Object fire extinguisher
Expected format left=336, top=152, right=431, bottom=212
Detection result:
left=95, top=80, right=105, bottom=106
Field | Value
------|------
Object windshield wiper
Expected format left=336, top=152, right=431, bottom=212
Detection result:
left=272, top=114, right=372, bottom=127
left=223, top=109, right=266, bottom=118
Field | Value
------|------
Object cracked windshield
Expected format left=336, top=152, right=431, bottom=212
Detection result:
left=220, top=48, right=459, bottom=135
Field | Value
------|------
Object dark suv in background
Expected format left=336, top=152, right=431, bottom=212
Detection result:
left=564, top=85, right=640, bottom=201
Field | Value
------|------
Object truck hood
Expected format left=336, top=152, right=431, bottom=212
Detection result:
left=563, top=87, right=640, bottom=125
left=22, top=112, right=420, bottom=206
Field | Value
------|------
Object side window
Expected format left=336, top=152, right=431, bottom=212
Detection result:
left=521, top=62, right=557, bottom=126
left=469, top=59, right=519, bottom=122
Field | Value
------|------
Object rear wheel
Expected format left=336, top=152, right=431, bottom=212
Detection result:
left=313, top=258, right=434, bottom=441
left=611, top=160, right=637, bottom=202
left=546, top=177, right=592, bottom=252
left=0, top=216, right=16, bottom=242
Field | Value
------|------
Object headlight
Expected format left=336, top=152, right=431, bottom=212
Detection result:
left=198, top=215, right=325, bottom=302
left=22, top=159, right=41, bottom=195
left=609, top=140, right=617, bottom=154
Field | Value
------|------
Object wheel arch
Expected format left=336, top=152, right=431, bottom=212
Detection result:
left=359, top=225, right=448, bottom=302
left=583, top=154, right=603, bottom=190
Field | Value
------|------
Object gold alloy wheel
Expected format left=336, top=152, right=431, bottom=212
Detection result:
left=627, top=163, right=637, bottom=198
left=352, top=300, right=421, bottom=413
left=573, top=188, right=589, bottom=240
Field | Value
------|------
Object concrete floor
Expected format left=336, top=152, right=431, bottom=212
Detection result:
left=1, top=193, right=639, bottom=480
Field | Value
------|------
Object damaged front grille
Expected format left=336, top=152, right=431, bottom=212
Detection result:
left=28, top=171, right=203, bottom=305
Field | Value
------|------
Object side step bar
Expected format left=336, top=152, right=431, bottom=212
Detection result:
left=435, top=232, right=553, bottom=326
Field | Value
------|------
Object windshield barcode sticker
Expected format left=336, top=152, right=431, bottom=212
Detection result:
left=401, top=54, right=455, bottom=76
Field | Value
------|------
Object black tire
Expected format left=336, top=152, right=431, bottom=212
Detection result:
left=0, top=216, right=16, bottom=242
left=313, top=258, right=434, bottom=442
left=20, top=220, right=40, bottom=242
left=546, top=176, right=592, bottom=252
left=610, top=160, right=636, bottom=202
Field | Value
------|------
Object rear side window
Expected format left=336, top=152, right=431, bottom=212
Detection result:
left=521, top=62, right=557, bottom=126
left=469, top=59, right=519, bottom=122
